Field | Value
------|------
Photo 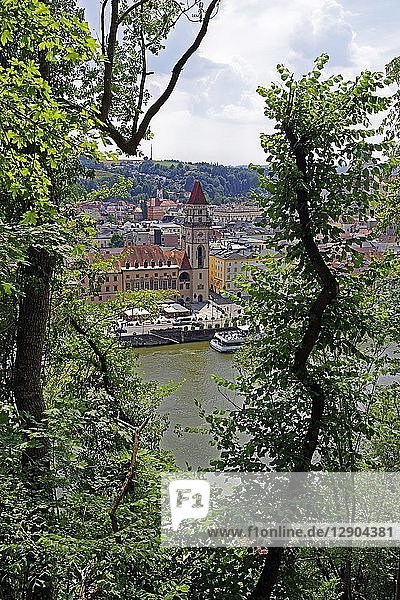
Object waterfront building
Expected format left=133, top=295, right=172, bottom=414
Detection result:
left=209, top=249, right=265, bottom=295
left=89, top=181, right=212, bottom=304
left=89, top=245, right=190, bottom=302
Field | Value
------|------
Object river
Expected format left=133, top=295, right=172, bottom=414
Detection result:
left=135, top=341, right=240, bottom=468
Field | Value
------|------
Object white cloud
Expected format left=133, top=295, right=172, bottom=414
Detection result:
left=290, top=0, right=354, bottom=67
left=79, top=0, right=400, bottom=164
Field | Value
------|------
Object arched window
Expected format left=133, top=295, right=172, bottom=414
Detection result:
left=144, top=260, right=148, bottom=268
left=179, top=272, right=190, bottom=282
left=151, top=260, right=156, bottom=268
left=197, top=245, right=205, bottom=268
left=125, top=261, right=130, bottom=269
left=159, top=259, right=163, bottom=267
left=167, top=259, right=171, bottom=267
left=134, top=261, right=139, bottom=269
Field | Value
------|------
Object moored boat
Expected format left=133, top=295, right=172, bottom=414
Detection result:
left=210, top=329, right=245, bottom=353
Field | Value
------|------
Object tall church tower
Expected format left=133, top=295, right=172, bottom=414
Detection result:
left=183, top=181, right=211, bottom=302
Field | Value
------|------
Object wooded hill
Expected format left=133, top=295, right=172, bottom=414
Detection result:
left=81, top=158, right=260, bottom=205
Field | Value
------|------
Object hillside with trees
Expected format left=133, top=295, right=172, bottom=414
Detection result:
left=80, top=158, right=260, bottom=205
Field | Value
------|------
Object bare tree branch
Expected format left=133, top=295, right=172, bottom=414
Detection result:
left=100, top=0, right=120, bottom=122
left=109, top=416, right=151, bottom=541
left=101, top=0, right=110, bottom=55
left=130, top=0, right=219, bottom=149
left=99, top=0, right=220, bottom=155
left=132, top=1, right=147, bottom=135
left=69, top=315, right=114, bottom=396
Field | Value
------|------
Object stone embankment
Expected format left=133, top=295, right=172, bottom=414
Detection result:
left=122, top=326, right=235, bottom=347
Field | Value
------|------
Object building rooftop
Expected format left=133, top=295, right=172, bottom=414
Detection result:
left=187, top=181, right=208, bottom=206
left=211, top=248, right=256, bottom=260
left=114, top=245, right=192, bottom=270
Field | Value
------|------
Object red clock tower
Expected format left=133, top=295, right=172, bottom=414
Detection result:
left=183, top=181, right=211, bottom=302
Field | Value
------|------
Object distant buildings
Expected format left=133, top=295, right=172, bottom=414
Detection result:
left=147, top=189, right=178, bottom=221
left=210, top=203, right=262, bottom=225
left=89, top=181, right=211, bottom=304
left=82, top=168, right=400, bottom=305
left=123, top=222, right=182, bottom=248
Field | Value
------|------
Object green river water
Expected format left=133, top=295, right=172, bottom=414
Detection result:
left=135, top=341, right=240, bottom=468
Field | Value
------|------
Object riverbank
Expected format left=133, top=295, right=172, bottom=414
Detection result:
left=123, top=325, right=237, bottom=347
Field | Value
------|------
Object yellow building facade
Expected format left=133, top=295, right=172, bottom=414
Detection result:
left=209, top=251, right=263, bottom=295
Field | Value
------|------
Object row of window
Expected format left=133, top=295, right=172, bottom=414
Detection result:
left=126, top=280, right=178, bottom=291
left=125, top=259, right=173, bottom=269
left=213, top=266, right=238, bottom=273
left=126, top=272, right=176, bottom=279
left=102, top=280, right=195, bottom=293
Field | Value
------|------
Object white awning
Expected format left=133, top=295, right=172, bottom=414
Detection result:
left=124, top=308, right=150, bottom=317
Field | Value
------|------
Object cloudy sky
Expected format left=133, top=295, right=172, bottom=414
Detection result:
left=79, top=0, right=400, bottom=165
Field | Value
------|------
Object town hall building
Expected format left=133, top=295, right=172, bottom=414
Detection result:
left=90, top=181, right=211, bottom=304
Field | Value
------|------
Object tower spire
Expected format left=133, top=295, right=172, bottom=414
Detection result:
left=187, top=181, right=208, bottom=205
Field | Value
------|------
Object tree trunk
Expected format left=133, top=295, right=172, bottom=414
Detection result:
left=395, top=555, right=400, bottom=600
left=13, top=246, right=54, bottom=465
left=12, top=246, right=55, bottom=600
left=250, top=548, right=283, bottom=600
left=342, top=554, right=352, bottom=600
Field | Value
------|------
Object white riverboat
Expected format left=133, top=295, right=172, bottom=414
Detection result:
left=210, top=329, right=245, bottom=353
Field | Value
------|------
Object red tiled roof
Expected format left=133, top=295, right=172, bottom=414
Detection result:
left=187, top=181, right=208, bottom=206
left=115, top=245, right=192, bottom=269
left=171, top=250, right=191, bottom=269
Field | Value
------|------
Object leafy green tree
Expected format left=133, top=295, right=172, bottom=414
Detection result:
left=0, top=6, right=100, bottom=597
left=0, top=0, right=99, bottom=473
left=208, top=56, right=399, bottom=599
left=110, top=231, right=124, bottom=247
left=0, top=0, right=223, bottom=600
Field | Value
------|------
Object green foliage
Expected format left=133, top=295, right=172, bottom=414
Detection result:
left=0, top=0, right=102, bottom=300
left=204, top=57, right=400, bottom=597
left=255, top=54, right=391, bottom=253
left=80, top=159, right=260, bottom=204
left=110, top=231, right=124, bottom=247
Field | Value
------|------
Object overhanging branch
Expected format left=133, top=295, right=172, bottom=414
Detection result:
left=100, top=0, right=220, bottom=156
